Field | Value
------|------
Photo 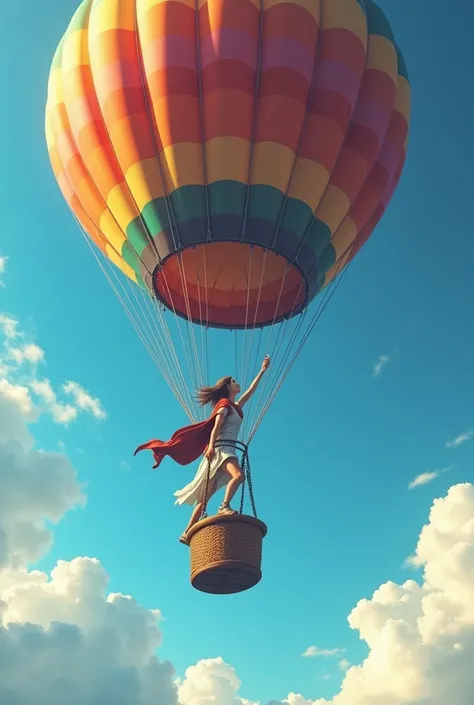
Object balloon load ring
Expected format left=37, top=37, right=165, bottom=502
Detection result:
left=187, top=440, right=267, bottom=595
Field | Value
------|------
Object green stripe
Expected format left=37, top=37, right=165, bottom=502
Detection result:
left=126, top=182, right=341, bottom=265
left=65, top=0, right=92, bottom=37
left=396, top=44, right=410, bottom=82
left=366, top=0, right=395, bottom=43
left=50, top=38, right=64, bottom=72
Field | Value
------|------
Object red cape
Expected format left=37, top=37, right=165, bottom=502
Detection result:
left=133, top=399, right=243, bottom=469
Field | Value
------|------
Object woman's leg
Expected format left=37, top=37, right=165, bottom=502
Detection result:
left=218, top=458, right=244, bottom=512
left=181, top=477, right=218, bottom=539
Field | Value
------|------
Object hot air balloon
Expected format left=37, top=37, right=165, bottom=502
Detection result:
left=45, top=0, right=411, bottom=594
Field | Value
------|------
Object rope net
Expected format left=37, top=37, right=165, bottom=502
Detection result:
left=78, top=216, right=356, bottom=444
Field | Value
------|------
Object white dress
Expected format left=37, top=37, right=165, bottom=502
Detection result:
left=174, top=405, right=243, bottom=506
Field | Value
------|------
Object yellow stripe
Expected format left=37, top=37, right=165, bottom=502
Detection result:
left=206, top=136, right=250, bottom=184
left=106, top=182, right=142, bottom=232
left=161, top=142, right=205, bottom=192
left=264, top=0, right=321, bottom=22
left=45, top=116, right=55, bottom=150
left=125, top=158, right=166, bottom=210
left=62, top=30, right=90, bottom=72
left=47, top=68, right=64, bottom=107
left=99, top=207, right=129, bottom=251
left=105, top=243, right=138, bottom=282
left=288, top=158, right=329, bottom=212
left=322, top=0, right=367, bottom=47
left=251, top=142, right=295, bottom=192
left=323, top=248, right=351, bottom=286
left=137, top=0, right=195, bottom=21
left=366, top=36, right=397, bottom=84
left=331, top=216, right=357, bottom=259
left=89, top=0, right=135, bottom=35
left=315, top=185, right=350, bottom=234
left=395, top=76, right=411, bottom=124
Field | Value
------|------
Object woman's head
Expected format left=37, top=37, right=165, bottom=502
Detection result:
left=196, top=376, right=241, bottom=406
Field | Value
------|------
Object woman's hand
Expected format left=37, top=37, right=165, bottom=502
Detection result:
left=204, top=444, right=215, bottom=461
left=261, top=355, right=270, bottom=372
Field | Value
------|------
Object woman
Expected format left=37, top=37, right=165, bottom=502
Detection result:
left=134, top=356, right=270, bottom=545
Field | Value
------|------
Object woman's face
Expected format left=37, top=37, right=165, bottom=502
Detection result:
left=228, top=377, right=241, bottom=394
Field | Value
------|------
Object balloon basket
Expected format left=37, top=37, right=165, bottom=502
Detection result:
left=187, top=514, right=267, bottom=595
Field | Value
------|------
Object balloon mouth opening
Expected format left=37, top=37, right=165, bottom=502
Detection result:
left=152, top=241, right=307, bottom=329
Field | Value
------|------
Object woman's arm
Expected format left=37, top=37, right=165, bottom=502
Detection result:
left=237, top=355, right=270, bottom=408
left=205, top=410, right=226, bottom=459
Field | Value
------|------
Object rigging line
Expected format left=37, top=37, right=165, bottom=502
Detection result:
left=195, top=259, right=206, bottom=420
left=240, top=0, right=265, bottom=244
left=246, top=262, right=293, bottom=424
left=290, top=22, right=373, bottom=267
left=247, top=309, right=307, bottom=436
left=77, top=220, right=193, bottom=417
left=194, top=0, right=212, bottom=242
left=176, top=252, right=206, bottom=398
left=246, top=273, right=308, bottom=431
left=133, top=2, right=209, bottom=421
left=242, top=249, right=268, bottom=397
left=240, top=245, right=255, bottom=390
left=92, top=242, right=193, bottom=415
left=110, top=267, right=193, bottom=415
left=269, top=0, right=323, bottom=251
left=149, top=297, right=197, bottom=414
left=203, top=245, right=210, bottom=386
left=249, top=274, right=344, bottom=441
left=241, top=326, right=264, bottom=441
left=132, top=282, right=197, bottom=414
left=249, top=239, right=359, bottom=441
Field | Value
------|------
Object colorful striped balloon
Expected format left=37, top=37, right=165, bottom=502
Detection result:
left=46, top=0, right=410, bottom=329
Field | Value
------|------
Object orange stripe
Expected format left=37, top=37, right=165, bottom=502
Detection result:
left=299, top=114, right=345, bottom=172
left=330, top=148, right=369, bottom=203
left=255, top=95, right=306, bottom=152
left=264, top=2, right=319, bottom=53
left=91, top=28, right=137, bottom=64
left=152, top=94, right=202, bottom=147
left=259, top=67, right=311, bottom=105
left=198, top=0, right=260, bottom=37
left=203, top=89, right=254, bottom=141
left=139, top=2, right=195, bottom=45
left=319, top=27, right=366, bottom=69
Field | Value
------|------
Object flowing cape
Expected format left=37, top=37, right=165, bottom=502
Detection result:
left=133, top=399, right=244, bottom=469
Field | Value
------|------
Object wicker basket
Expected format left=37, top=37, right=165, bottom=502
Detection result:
left=187, top=513, right=268, bottom=594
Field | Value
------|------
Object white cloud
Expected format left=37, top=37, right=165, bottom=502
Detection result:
left=446, top=430, right=473, bottom=449
left=2, top=304, right=474, bottom=704
left=372, top=349, right=399, bottom=378
left=0, top=311, right=106, bottom=426
left=338, top=660, right=351, bottom=672
left=63, top=381, right=107, bottom=420
left=0, top=313, right=19, bottom=339
left=177, top=658, right=253, bottom=705
left=8, top=342, right=45, bottom=366
left=0, top=558, right=177, bottom=705
left=408, top=467, right=452, bottom=490
left=0, top=382, right=85, bottom=569
left=31, top=378, right=78, bottom=424
left=0, top=256, right=7, bottom=287
left=302, top=646, right=346, bottom=658
left=409, top=471, right=440, bottom=489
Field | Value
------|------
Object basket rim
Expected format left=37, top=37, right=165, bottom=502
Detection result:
left=187, top=513, right=268, bottom=541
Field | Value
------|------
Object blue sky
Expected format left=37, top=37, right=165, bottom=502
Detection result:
left=1, top=0, right=474, bottom=702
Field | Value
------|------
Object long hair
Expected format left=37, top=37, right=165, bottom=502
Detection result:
left=196, top=376, right=232, bottom=407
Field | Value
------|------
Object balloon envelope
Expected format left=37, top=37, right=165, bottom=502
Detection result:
left=46, top=0, right=410, bottom=329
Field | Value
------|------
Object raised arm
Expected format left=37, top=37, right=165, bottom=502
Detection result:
left=237, top=355, right=270, bottom=408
